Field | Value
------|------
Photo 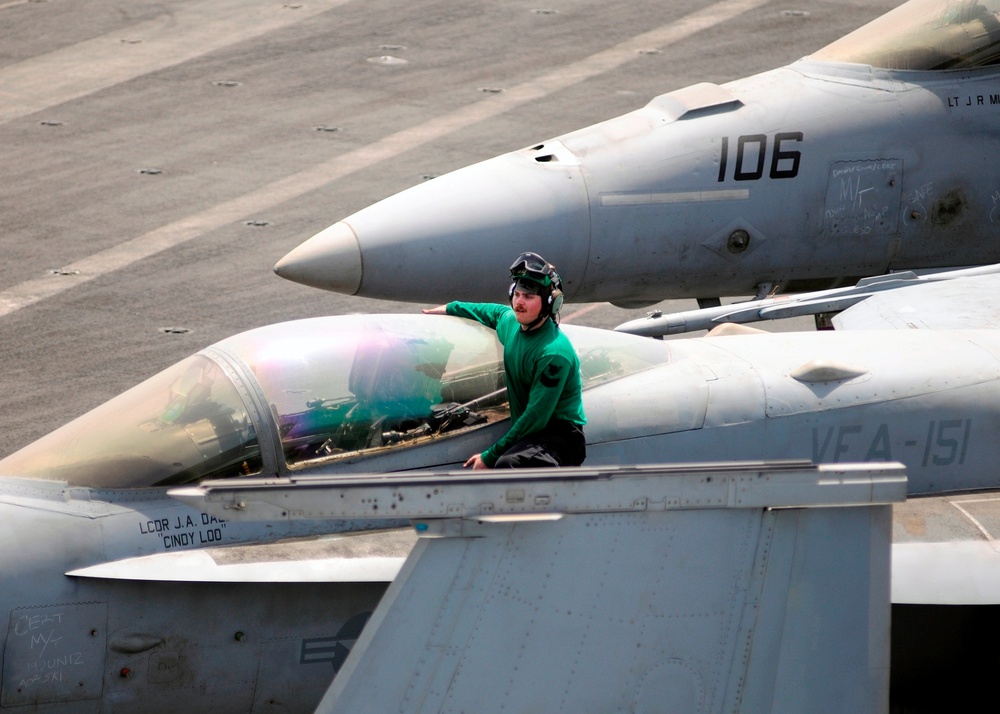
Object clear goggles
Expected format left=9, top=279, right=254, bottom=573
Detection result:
left=509, top=252, right=551, bottom=282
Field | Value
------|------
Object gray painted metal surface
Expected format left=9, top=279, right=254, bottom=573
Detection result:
left=276, top=0, right=1000, bottom=306
left=176, top=461, right=906, bottom=519
left=173, top=462, right=905, bottom=714
left=67, top=529, right=416, bottom=583
left=0, top=479, right=393, bottom=712
left=610, top=266, right=1000, bottom=609
left=583, top=327, right=1000, bottom=497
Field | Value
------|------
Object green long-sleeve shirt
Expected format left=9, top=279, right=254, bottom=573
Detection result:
left=447, top=301, right=586, bottom=466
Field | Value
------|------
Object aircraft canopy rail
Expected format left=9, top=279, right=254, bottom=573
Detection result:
left=170, top=461, right=908, bottom=525
left=812, top=0, right=1000, bottom=71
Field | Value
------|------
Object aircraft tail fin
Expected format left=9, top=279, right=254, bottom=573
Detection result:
left=319, top=464, right=901, bottom=713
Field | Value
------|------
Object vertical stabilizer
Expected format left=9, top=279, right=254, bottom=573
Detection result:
left=284, top=463, right=901, bottom=713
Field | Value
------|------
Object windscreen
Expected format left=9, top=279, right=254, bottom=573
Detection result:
left=811, top=0, right=1000, bottom=70
left=0, top=354, right=262, bottom=488
left=565, top=324, right=674, bottom=389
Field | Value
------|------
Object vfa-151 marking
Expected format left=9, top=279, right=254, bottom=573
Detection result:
left=274, top=0, right=1000, bottom=308
left=811, top=419, right=972, bottom=467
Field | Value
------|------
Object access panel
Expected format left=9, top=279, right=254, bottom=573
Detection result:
left=2, top=602, right=107, bottom=707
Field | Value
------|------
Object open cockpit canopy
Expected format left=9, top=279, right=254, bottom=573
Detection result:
left=0, top=315, right=671, bottom=488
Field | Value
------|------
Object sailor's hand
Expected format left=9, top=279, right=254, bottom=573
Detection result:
left=464, top=453, right=488, bottom=469
left=422, top=305, right=448, bottom=315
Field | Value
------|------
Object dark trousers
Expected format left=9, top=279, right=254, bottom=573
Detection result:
left=493, top=420, right=586, bottom=468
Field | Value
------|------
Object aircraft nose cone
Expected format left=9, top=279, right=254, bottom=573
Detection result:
left=273, top=221, right=362, bottom=294
left=274, top=147, right=592, bottom=304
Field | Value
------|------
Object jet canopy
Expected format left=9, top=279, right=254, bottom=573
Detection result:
left=0, top=315, right=670, bottom=488
left=811, top=0, right=1000, bottom=70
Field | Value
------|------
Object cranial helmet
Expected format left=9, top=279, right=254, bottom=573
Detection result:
left=508, top=251, right=564, bottom=318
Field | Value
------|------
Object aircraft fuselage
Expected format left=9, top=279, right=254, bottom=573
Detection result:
left=275, top=61, right=1000, bottom=305
left=0, top=482, right=387, bottom=713
left=581, top=328, right=1000, bottom=495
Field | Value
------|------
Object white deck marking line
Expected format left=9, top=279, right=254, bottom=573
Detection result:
left=560, top=304, right=604, bottom=324
left=0, top=0, right=772, bottom=318
left=0, top=0, right=353, bottom=124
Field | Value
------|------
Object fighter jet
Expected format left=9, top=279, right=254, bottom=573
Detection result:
left=3, top=261, right=995, bottom=710
left=157, top=264, right=1000, bottom=711
left=274, top=0, right=1000, bottom=308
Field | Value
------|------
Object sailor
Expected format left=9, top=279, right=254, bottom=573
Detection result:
left=423, top=252, right=586, bottom=469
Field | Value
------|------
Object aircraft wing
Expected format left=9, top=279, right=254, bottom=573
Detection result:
left=66, top=529, right=414, bottom=582
left=614, top=264, right=1000, bottom=336
left=831, top=272, right=1000, bottom=331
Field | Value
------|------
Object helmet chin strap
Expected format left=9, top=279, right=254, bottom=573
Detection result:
left=522, top=313, right=548, bottom=331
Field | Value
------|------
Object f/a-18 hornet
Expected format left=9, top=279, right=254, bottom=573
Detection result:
left=276, top=0, right=1000, bottom=308
left=1, top=263, right=998, bottom=712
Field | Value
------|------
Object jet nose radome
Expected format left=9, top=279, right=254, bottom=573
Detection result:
left=275, top=144, right=592, bottom=303
left=273, top=221, right=362, bottom=294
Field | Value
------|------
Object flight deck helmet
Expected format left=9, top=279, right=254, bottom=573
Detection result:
left=508, top=251, right=564, bottom=318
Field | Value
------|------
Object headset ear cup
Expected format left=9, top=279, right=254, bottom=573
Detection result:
left=549, top=289, right=564, bottom=315
left=508, top=282, right=516, bottom=301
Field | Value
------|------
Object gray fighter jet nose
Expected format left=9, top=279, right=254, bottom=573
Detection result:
left=274, top=148, right=592, bottom=304
left=274, top=221, right=362, bottom=294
